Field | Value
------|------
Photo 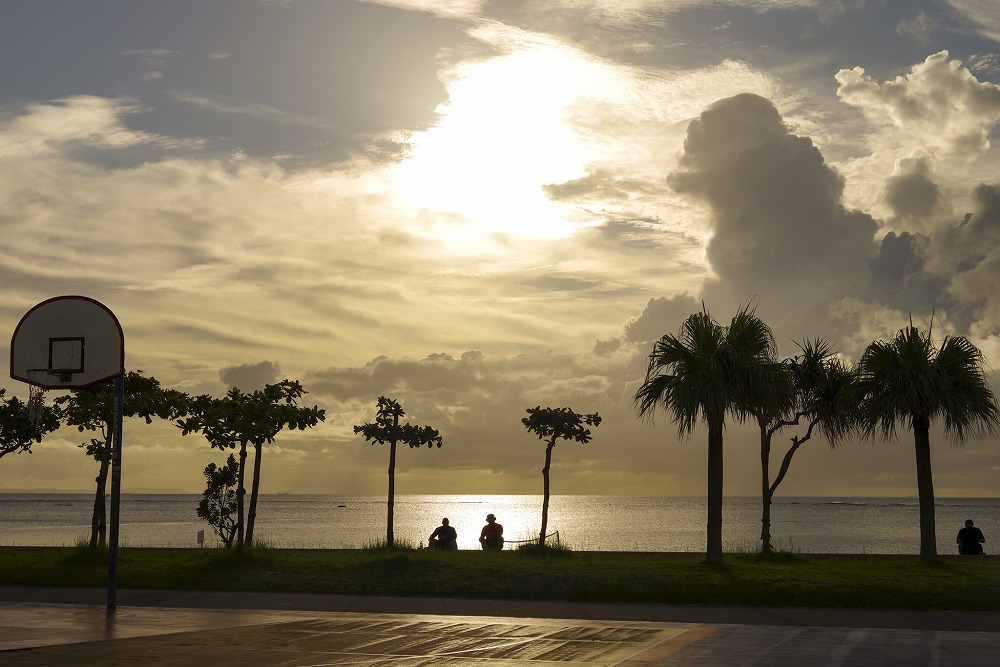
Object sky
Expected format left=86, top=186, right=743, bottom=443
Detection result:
left=3, top=0, right=1000, bottom=498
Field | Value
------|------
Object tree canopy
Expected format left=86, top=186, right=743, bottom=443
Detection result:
left=0, top=388, right=61, bottom=460
left=55, top=371, right=188, bottom=548
left=178, top=379, right=325, bottom=549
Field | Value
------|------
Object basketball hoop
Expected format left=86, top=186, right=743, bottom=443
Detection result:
left=9, top=295, right=126, bottom=614
left=26, top=369, right=50, bottom=428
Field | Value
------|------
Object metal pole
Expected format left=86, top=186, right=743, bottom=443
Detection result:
left=107, top=373, right=124, bottom=613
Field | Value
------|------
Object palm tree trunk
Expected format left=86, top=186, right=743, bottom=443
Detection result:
left=236, top=439, right=248, bottom=549
left=707, top=417, right=724, bottom=564
left=759, top=422, right=772, bottom=553
left=913, top=416, right=938, bottom=561
left=386, top=439, right=397, bottom=546
left=245, top=439, right=263, bottom=547
left=540, top=440, right=554, bottom=547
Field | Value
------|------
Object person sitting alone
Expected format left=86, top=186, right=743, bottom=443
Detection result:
left=428, top=518, right=457, bottom=550
left=957, top=519, right=985, bottom=555
left=479, top=513, right=503, bottom=550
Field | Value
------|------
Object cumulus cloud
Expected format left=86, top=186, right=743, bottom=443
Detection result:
left=667, top=93, right=878, bottom=335
left=621, top=294, right=701, bottom=345
left=929, top=181, right=1000, bottom=336
left=836, top=51, right=1000, bottom=156
left=220, top=360, right=282, bottom=390
left=593, top=293, right=701, bottom=356
left=883, top=156, right=942, bottom=225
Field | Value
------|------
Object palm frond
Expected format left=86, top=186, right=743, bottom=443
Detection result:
left=855, top=326, right=1000, bottom=442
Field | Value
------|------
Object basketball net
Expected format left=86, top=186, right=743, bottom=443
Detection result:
left=26, top=369, right=50, bottom=428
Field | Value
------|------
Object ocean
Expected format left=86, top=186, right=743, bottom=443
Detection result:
left=1, top=494, right=997, bottom=555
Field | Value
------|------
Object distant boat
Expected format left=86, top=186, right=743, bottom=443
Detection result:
left=338, top=504, right=347, bottom=508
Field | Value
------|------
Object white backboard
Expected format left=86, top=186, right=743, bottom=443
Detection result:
left=10, top=295, right=124, bottom=389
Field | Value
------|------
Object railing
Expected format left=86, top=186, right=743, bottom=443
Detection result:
left=503, top=531, right=560, bottom=548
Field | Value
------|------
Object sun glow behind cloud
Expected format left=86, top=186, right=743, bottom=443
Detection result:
left=390, top=40, right=606, bottom=243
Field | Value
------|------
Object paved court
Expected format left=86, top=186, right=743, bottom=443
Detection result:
left=1, top=588, right=999, bottom=665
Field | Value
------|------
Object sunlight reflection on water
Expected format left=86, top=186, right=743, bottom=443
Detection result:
left=1, top=494, right=997, bottom=554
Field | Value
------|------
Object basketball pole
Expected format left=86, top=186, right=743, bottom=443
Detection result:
left=107, top=372, right=124, bottom=613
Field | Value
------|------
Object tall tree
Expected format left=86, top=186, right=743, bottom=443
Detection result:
left=178, top=380, right=325, bottom=549
left=354, top=396, right=442, bottom=546
left=854, top=324, right=999, bottom=562
left=753, top=340, right=856, bottom=551
left=56, top=371, right=188, bottom=548
left=634, top=305, right=780, bottom=564
left=522, top=406, right=601, bottom=547
left=197, top=454, right=240, bottom=548
left=0, top=388, right=61, bottom=460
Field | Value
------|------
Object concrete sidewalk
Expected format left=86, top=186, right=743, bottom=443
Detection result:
left=1, top=587, right=999, bottom=665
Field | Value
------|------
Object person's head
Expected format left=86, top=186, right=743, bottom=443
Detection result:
left=441, top=518, right=449, bottom=526
left=486, top=513, right=495, bottom=523
left=966, top=519, right=975, bottom=527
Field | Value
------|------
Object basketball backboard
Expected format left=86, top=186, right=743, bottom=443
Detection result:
left=10, top=295, right=124, bottom=389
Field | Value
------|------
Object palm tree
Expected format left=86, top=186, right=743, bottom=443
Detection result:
left=634, top=304, right=780, bottom=563
left=855, top=324, right=1000, bottom=562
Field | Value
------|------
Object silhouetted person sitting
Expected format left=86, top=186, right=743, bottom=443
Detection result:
left=957, top=519, right=985, bottom=555
left=479, top=513, right=503, bottom=550
left=428, top=518, right=457, bottom=550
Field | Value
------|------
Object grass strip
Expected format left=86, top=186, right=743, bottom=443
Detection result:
left=1, top=546, right=998, bottom=612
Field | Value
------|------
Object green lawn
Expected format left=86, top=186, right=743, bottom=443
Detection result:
left=1, top=546, right=998, bottom=612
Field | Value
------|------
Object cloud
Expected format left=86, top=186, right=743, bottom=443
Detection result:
left=836, top=51, right=1000, bottom=156
left=169, top=92, right=335, bottom=130
left=929, top=181, right=1000, bottom=336
left=896, top=11, right=938, bottom=43
left=883, top=156, right=941, bottom=225
left=667, top=93, right=878, bottom=334
left=124, top=48, right=178, bottom=83
left=219, top=360, right=282, bottom=391
left=945, top=0, right=1000, bottom=43
left=622, top=295, right=702, bottom=345
left=359, top=0, right=485, bottom=19
left=0, top=96, right=165, bottom=158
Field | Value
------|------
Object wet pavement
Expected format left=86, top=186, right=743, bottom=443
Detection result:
left=1, top=587, right=998, bottom=665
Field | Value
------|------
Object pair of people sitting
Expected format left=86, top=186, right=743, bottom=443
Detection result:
left=428, top=513, right=504, bottom=550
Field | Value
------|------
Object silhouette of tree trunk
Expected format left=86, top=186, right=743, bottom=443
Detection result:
left=539, top=439, right=554, bottom=546
left=236, top=439, right=248, bottom=549
left=246, top=439, right=264, bottom=547
left=706, top=418, right=724, bottom=564
left=90, top=434, right=111, bottom=548
left=387, top=414, right=398, bottom=546
left=913, top=415, right=937, bottom=562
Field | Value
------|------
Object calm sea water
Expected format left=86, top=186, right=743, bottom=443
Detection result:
left=0, top=494, right=997, bottom=555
